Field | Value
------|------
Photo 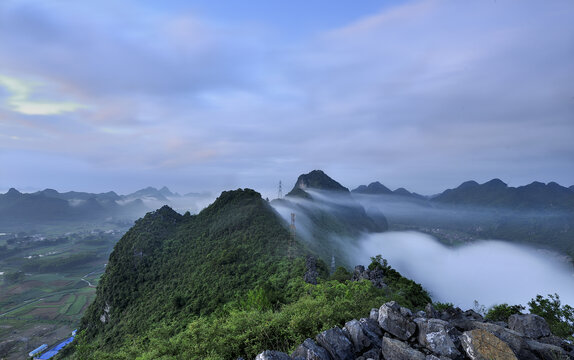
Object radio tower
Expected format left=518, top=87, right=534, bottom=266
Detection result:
left=288, top=213, right=296, bottom=259
left=278, top=181, right=283, bottom=199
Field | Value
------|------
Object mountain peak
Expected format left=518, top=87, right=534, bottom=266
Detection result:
left=159, top=186, right=174, bottom=197
left=6, top=188, right=21, bottom=196
left=458, top=180, right=479, bottom=189
left=483, top=178, right=507, bottom=188
left=352, top=181, right=392, bottom=195
left=288, top=170, right=349, bottom=196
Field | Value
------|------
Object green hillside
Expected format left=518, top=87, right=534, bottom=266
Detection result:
left=68, top=188, right=428, bottom=359
left=78, top=189, right=301, bottom=347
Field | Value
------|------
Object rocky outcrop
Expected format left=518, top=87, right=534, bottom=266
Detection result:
left=315, top=327, right=354, bottom=360
left=460, top=329, right=518, bottom=360
left=508, top=314, right=551, bottom=339
left=351, top=265, right=386, bottom=289
left=256, top=301, right=574, bottom=360
left=304, top=256, right=319, bottom=285
left=381, top=336, right=426, bottom=360
left=292, top=339, right=331, bottom=360
left=378, top=301, right=416, bottom=341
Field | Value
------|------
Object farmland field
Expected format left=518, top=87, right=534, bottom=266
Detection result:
left=0, top=227, right=127, bottom=360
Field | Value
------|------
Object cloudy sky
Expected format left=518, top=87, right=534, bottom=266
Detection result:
left=1, top=0, right=573, bottom=197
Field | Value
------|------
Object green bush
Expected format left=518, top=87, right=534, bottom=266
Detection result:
left=433, top=302, right=454, bottom=312
left=528, top=294, right=574, bottom=339
left=330, top=266, right=352, bottom=283
left=485, top=303, right=525, bottom=322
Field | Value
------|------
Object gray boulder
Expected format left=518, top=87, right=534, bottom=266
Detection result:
left=381, top=336, right=426, bottom=360
left=358, top=318, right=383, bottom=349
left=355, top=348, right=381, bottom=360
left=291, top=338, right=330, bottom=360
left=344, top=319, right=370, bottom=353
left=508, top=314, right=551, bottom=339
left=460, top=329, right=518, bottom=360
left=378, top=301, right=416, bottom=340
left=471, top=321, right=525, bottom=356
left=255, top=350, right=292, bottom=360
left=525, top=338, right=571, bottom=360
left=425, top=303, right=439, bottom=319
left=369, top=308, right=379, bottom=321
left=315, top=327, right=354, bottom=360
left=415, top=318, right=461, bottom=358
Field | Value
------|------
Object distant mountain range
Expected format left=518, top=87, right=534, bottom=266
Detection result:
left=352, top=178, right=574, bottom=211
left=352, top=181, right=425, bottom=200
left=0, top=186, right=190, bottom=225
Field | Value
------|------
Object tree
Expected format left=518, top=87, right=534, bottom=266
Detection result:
left=528, top=293, right=574, bottom=339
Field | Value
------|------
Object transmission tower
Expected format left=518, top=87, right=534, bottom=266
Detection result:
left=288, top=212, right=296, bottom=259
left=331, top=254, right=336, bottom=274
left=278, top=181, right=283, bottom=199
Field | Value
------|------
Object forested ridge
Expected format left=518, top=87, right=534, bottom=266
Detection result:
left=67, top=188, right=430, bottom=359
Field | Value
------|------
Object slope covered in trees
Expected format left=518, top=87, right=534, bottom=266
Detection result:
left=78, top=189, right=301, bottom=349
left=69, top=188, right=429, bottom=359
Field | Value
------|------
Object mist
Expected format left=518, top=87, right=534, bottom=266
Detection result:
left=352, top=231, right=574, bottom=309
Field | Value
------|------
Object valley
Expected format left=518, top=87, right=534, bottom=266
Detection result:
left=0, top=228, right=125, bottom=359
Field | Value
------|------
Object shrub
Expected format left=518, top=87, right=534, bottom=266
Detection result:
left=528, top=293, right=574, bottom=339
left=485, top=303, right=525, bottom=322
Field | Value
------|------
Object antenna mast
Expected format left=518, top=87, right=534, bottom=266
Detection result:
left=278, top=181, right=283, bottom=199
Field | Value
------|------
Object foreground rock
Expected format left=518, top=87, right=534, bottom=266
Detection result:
left=461, top=329, right=518, bottom=360
left=255, top=301, right=574, bottom=360
left=508, top=314, right=551, bottom=339
left=378, top=301, right=416, bottom=341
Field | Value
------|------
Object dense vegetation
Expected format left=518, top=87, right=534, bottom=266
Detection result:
left=77, top=189, right=300, bottom=351
left=69, top=189, right=430, bottom=359
left=71, top=256, right=430, bottom=360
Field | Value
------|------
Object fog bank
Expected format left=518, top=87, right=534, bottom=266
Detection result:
left=353, top=231, right=574, bottom=309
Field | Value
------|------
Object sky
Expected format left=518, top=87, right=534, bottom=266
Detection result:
left=1, top=0, right=573, bottom=198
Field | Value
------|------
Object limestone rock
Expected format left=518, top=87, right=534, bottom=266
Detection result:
left=351, top=265, right=386, bottom=289
left=304, top=256, right=318, bottom=285
left=415, top=318, right=461, bottom=358
left=525, top=338, right=571, bottom=360
left=255, top=350, right=292, bottom=360
left=508, top=314, right=551, bottom=339
left=344, top=319, right=370, bottom=353
left=381, top=336, right=426, bottom=360
left=471, top=321, right=525, bottom=356
left=378, top=301, right=416, bottom=341
left=315, top=327, right=354, bottom=360
left=425, top=303, right=439, bottom=319
left=358, top=318, right=383, bottom=349
left=291, top=338, right=330, bottom=360
left=370, top=308, right=379, bottom=321
left=460, top=329, right=518, bottom=360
